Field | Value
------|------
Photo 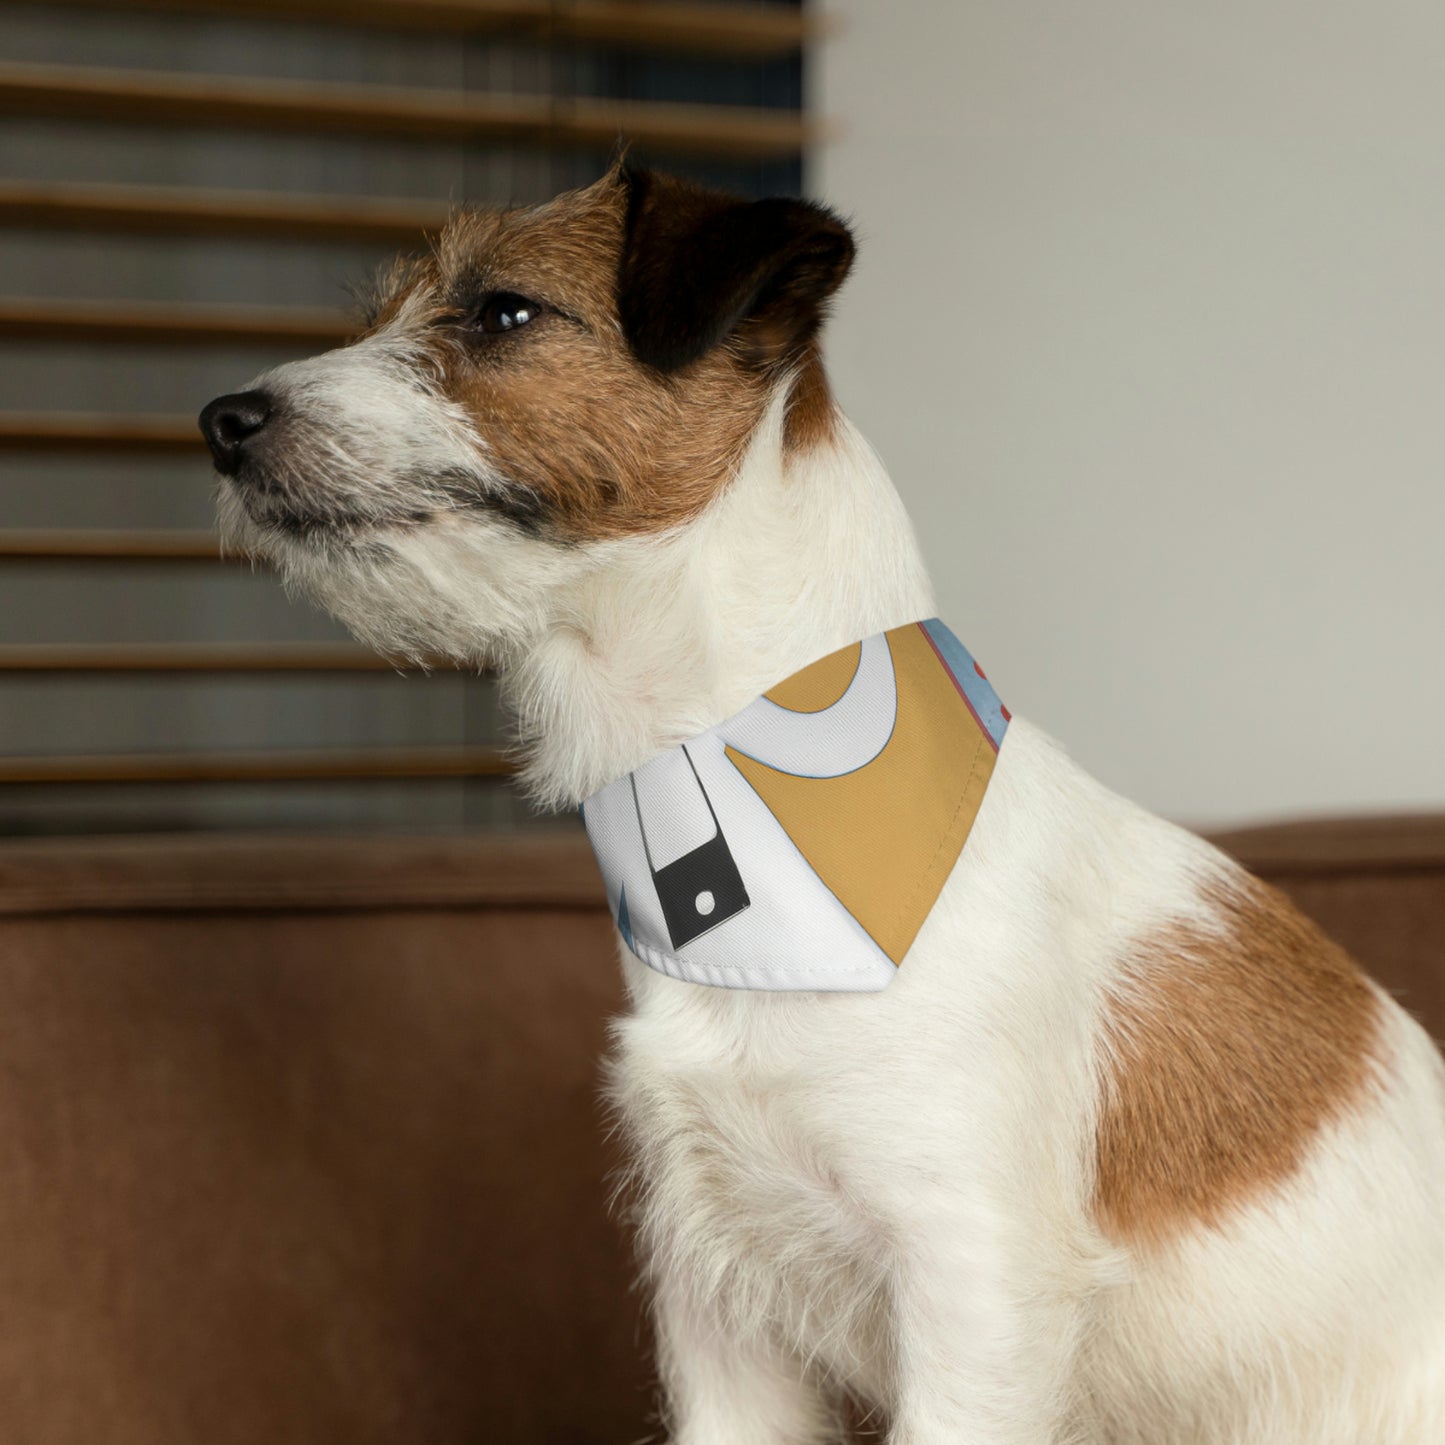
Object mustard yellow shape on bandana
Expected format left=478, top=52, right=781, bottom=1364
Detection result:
left=725, top=625, right=995, bottom=967
left=764, top=641, right=862, bottom=712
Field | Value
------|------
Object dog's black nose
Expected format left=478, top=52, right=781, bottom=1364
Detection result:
left=199, top=390, right=273, bottom=475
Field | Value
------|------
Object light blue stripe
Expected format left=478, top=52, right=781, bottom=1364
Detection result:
left=920, top=619, right=1009, bottom=750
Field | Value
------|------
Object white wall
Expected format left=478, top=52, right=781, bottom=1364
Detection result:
left=813, top=1, right=1445, bottom=827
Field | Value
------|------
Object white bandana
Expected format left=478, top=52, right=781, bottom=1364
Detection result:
left=580, top=620, right=1010, bottom=992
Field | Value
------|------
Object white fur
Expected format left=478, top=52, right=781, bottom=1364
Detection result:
left=221, top=350, right=1445, bottom=1442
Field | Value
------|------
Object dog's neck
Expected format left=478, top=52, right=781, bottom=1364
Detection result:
left=506, top=390, right=937, bottom=809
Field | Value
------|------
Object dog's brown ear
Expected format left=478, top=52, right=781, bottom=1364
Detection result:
left=618, top=167, right=855, bottom=375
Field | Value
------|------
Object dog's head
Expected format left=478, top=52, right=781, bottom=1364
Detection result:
left=200, top=166, right=854, bottom=664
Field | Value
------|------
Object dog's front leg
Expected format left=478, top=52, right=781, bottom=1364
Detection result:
left=884, top=1223, right=1086, bottom=1445
left=654, top=1275, right=840, bottom=1445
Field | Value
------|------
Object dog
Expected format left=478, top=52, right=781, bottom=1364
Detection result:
left=200, top=164, right=1445, bottom=1443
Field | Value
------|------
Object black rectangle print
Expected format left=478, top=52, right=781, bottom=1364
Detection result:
left=652, top=831, right=751, bottom=950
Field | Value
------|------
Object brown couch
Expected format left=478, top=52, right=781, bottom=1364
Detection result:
left=0, top=819, right=1439, bottom=1443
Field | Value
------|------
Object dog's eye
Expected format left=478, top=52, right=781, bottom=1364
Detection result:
left=474, top=292, right=542, bottom=335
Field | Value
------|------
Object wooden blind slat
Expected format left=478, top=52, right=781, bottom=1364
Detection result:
left=0, top=643, right=418, bottom=672
left=0, top=62, right=818, bottom=161
left=0, top=412, right=201, bottom=452
left=20, top=0, right=815, bottom=58
left=0, top=298, right=353, bottom=348
left=0, top=180, right=449, bottom=245
left=0, top=746, right=513, bottom=784
left=0, top=530, right=228, bottom=561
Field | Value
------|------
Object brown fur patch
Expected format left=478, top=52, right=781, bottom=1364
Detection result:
left=1094, top=873, right=1382, bottom=1247
left=363, top=171, right=846, bottom=541
left=383, top=178, right=768, bottom=540
left=783, top=342, right=840, bottom=453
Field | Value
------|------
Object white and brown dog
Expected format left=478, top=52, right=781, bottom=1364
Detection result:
left=201, top=166, right=1445, bottom=1443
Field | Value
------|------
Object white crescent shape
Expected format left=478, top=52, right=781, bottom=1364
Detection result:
left=718, top=633, right=898, bottom=779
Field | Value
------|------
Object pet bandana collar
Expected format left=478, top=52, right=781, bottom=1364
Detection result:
left=580, top=620, right=1009, bottom=992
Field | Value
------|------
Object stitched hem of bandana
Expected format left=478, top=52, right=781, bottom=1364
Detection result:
left=620, top=934, right=896, bottom=994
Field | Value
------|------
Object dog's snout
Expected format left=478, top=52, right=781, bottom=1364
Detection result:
left=199, top=390, right=273, bottom=475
